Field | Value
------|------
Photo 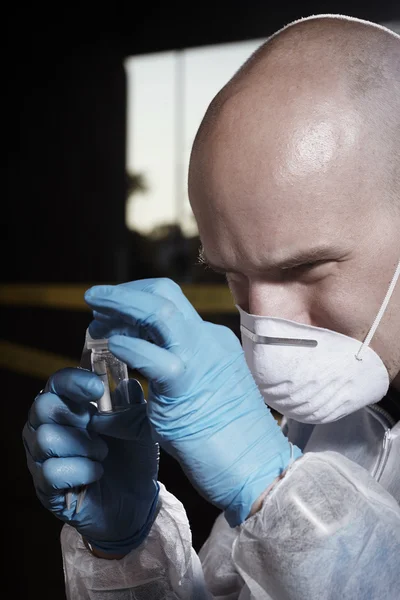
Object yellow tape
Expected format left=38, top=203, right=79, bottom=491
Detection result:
left=182, top=284, right=235, bottom=313
left=0, top=283, right=235, bottom=313
left=0, top=284, right=90, bottom=311
left=0, top=340, right=77, bottom=381
left=0, top=340, right=149, bottom=395
left=1, top=340, right=281, bottom=421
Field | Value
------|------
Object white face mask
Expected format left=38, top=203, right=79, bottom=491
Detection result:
left=239, top=259, right=400, bottom=424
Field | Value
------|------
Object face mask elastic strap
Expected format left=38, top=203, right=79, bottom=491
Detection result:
left=356, top=257, right=400, bottom=361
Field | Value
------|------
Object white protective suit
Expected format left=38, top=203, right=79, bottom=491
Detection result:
left=61, top=387, right=400, bottom=600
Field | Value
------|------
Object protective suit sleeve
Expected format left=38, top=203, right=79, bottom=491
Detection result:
left=198, top=513, right=245, bottom=599
left=61, top=482, right=212, bottom=600
left=232, top=451, right=400, bottom=600
left=61, top=453, right=400, bottom=600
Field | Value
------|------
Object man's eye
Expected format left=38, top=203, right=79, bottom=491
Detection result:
left=298, top=262, right=319, bottom=270
left=281, top=261, right=330, bottom=281
left=296, top=261, right=333, bottom=280
left=293, top=260, right=327, bottom=271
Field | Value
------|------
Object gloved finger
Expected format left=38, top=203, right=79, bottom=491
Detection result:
left=92, top=310, right=115, bottom=322
left=86, top=278, right=202, bottom=323
left=87, top=378, right=149, bottom=440
left=23, top=423, right=108, bottom=462
left=35, top=456, right=104, bottom=495
left=91, top=310, right=142, bottom=331
left=44, top=368, right=104, bottom=406
left=85, top=287, right=193, bottom=353
left=89, top=402, right=155, bottom=442
left=88, top=316, right=141, bottom=341
left=115, top=378, right=145, bottom=405
left=28, top=390, right=96, bottom=430
left=107, top=335, right=184, bottom=389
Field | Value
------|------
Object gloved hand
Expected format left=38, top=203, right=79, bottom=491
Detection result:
left=85, top=278, right=302, bottom=527
left=23, top=368, right=159, bottom=555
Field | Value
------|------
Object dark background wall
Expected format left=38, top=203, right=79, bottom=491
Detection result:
left=4, top=2, right=399, bottom=597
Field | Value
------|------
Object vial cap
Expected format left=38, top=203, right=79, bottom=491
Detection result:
left=85, top=330, right=109, bottom=351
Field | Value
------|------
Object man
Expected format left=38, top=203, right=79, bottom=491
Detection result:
left=23, top=14, right=400, bottom=599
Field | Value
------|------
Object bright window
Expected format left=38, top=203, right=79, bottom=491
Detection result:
left=125, top=39, right=264, bottom=236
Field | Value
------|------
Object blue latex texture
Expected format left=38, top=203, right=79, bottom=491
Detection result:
left=23, top=368, right=160, bottom=555
left=85, top=278, right=302, bottom=526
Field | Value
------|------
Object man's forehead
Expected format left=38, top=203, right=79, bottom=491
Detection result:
left=189, top=95, right=367, bottom=225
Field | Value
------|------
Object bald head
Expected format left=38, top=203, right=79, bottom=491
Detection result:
left=188, top=15, right=400, bottom=387
left=189, top=15, right=400, bottom=219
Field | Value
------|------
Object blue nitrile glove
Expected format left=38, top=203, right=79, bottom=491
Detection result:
left=85, top=278, right=302, bottom=527
left=23, top=368, right=159, bottom=555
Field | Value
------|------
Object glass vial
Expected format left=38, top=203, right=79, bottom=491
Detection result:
left=86, top=333, right=131, bottom=414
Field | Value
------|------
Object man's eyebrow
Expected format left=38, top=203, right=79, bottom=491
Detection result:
left=198, top=244, right=345, bottom=273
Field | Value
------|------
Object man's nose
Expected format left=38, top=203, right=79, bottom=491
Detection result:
left=248, top=281, right=312, bottom=324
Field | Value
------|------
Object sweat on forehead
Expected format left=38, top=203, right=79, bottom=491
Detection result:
left=188, top=15, right=400, bottom=226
